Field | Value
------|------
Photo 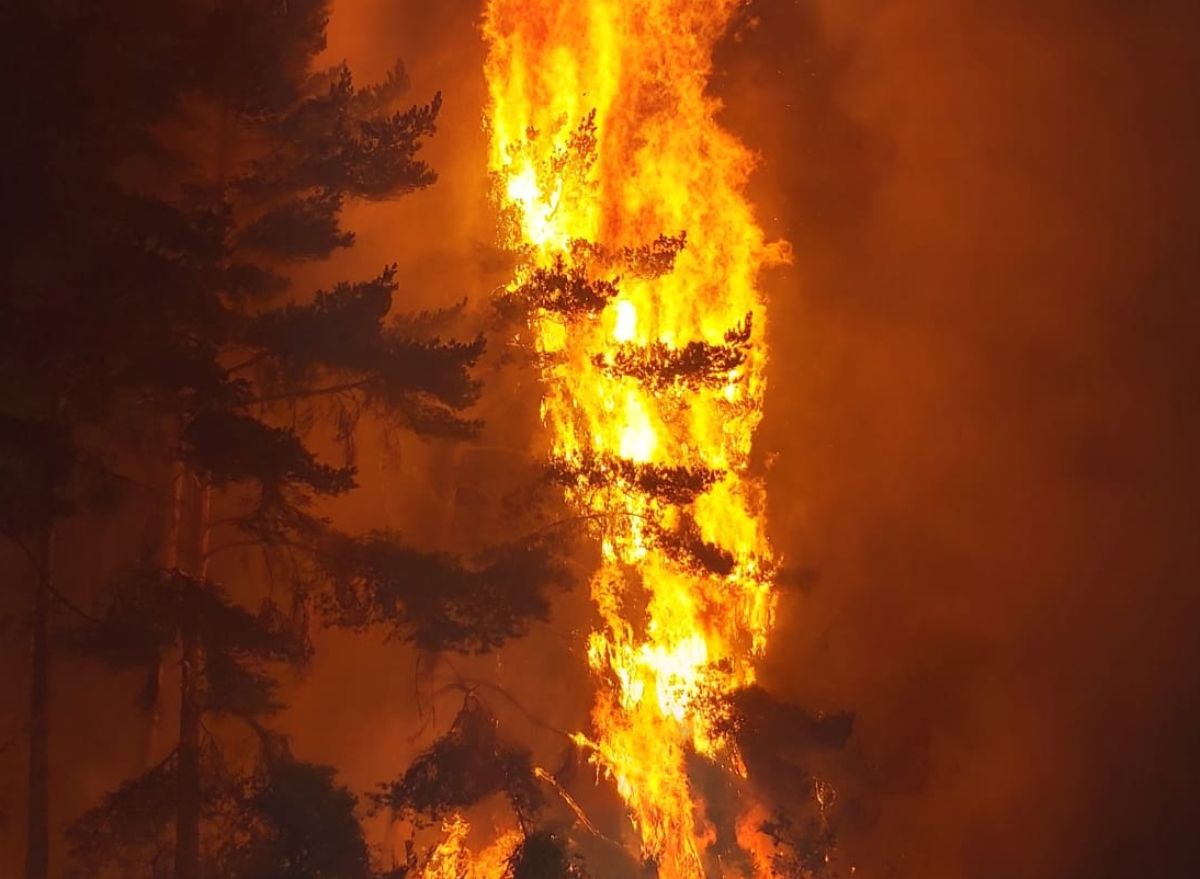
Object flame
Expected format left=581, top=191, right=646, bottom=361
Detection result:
left=419, top=815, right=522, bottom=879
left=484, top=2, right=785, bottom=877
left=735, top=803, right=776, bottom=878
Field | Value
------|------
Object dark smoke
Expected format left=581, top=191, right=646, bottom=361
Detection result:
left=716, top=1, right=1200, bottom=877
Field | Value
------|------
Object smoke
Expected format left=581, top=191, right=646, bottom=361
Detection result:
left=311, top=0, right=501, bottom=308
left=713, top=1, right=1200, bottom=876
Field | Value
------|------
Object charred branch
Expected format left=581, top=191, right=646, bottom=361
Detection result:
left=594, top=313, right=752, bottom=391
left=550, top=454, right=723, bottom=506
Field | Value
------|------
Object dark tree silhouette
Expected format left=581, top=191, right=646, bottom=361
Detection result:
left=373, top=695, right=543, bottom=828
left=647, top=515, right=737, bottom=578
left=322, top=533, right=568, bottom=654
left=70, top=561, right=310, bottom=879
left=68, top=729, right=375, bottom=879
left=218, top=750, right=374, bottom=879
left=693, top=686, right=852, bottom=878
left=550, top=454, right=724, bottom=506
left=508, top=256, right=620, bottom=319
left=594, top=314, right=753, bottom=390
left=3, top=4, right=582, bottom=878
left=373, top=694, right=599, bottom=879
left=0, top=3, right=459, bottom=877
left=0, top=418, right=68, bottom=879
left=506, top=830, right=589, bottom=879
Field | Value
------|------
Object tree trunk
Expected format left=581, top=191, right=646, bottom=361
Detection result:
left=145, top=460, right=185, bottom=768
left=175, top=605, right=201, bottom=879
left=25, top=525, right=53, bottom=879
left=174, top=473, right=208, bottom=879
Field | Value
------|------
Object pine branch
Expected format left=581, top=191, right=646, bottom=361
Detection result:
left=241, top=377, right=373, bottom=407
left=49, top=586, right=101, bottom=624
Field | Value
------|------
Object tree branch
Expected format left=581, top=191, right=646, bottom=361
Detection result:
left=4, top=535, right=39, bottom=574
left=202, top=539, right=264, bottom=561
left=225, top=352, right=268, bottom=374
left=240, top=377, right=373, bottom=407
left=49, top=586, right=100, bottom=623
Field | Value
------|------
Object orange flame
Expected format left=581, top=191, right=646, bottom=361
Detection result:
left=484, top=3, right=786, bottom=876
left=419, top=815, right=523, bottom=879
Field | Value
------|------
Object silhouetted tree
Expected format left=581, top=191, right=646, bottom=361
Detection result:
left=68, top=728, right=374, bottom=879
left=321, top=532, right=567, bottom=654
left=373, top=695, right=597, bottom=879
left=218, top=749, right=374, bottom=879
left=0, top=417, right=69, bottom=879
left=1, top=294, right=133, bottom=879
left=506, top=830, right=589, bottom=879
left=594, top=314, right=753, bottom=390
left=508, top=257, right=620, bottom=319
left=12, top=3, right=456, bottom=877
left=69, top=561, right=309, bottom=879
left=696, top=686, right=852, bottom=878
left=646, top=515, right=737, bottom=577
left=0, top=2, right=195, bottom=861
left=713, top=686, right=854, bottom=759
left=3, top=4, right=577, bottom=877
left=372, top=695, right=543, bottom=829
left=550, top=454, right=723, bottom=506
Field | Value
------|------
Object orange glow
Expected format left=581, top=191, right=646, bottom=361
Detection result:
left=419, top=815, right=522, bottom=879
left=483, top=2, right=786, bottom=876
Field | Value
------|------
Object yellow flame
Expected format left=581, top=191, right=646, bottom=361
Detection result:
left=419, top=815, right=522, bottom=879
left=484, top=2, right=785, bottom=877
left=612, top=299, right=638, bottom=343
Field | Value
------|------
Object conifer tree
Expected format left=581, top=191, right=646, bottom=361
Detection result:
left=4, top=5, right=581, bottom=876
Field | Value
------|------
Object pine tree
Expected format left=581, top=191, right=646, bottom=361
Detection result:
left=218, top=746, right=375, bottom=879
left=550, top=453, right=724, bottom=507
left=372, top=694, right=543, bottom=828
left=320, top=531, right=567, bottom=654
left=0, top=417, right=68, bottom=879
left=373, top=694, right=597, bottom=879
left=5, top=4, right=582, bottom=876
left=695, top=686, right=853, bottom=878
left=506, top=831, right=589, bottom=879
left=60, top=8, right=455, bottom=874
left=68, top=723, right=375, bottom=879
left=36, top=4, right=575, bottom=876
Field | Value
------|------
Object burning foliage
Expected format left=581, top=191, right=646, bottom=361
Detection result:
left=647, top=516, right=738, bottom=578
left=482, top=0, right=799, bottom=875
left=550, top=454, right=725, bottom=507
left=594, top=314, right=753, bottom=391
left=508, top=257, right=621, bottom=319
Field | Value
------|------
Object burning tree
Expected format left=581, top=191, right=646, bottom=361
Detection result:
left=372, top=694, right=595, bottom=879
left=594, top=314, right=753, bottom=391
left=479, top=1, right=822, bottom=877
